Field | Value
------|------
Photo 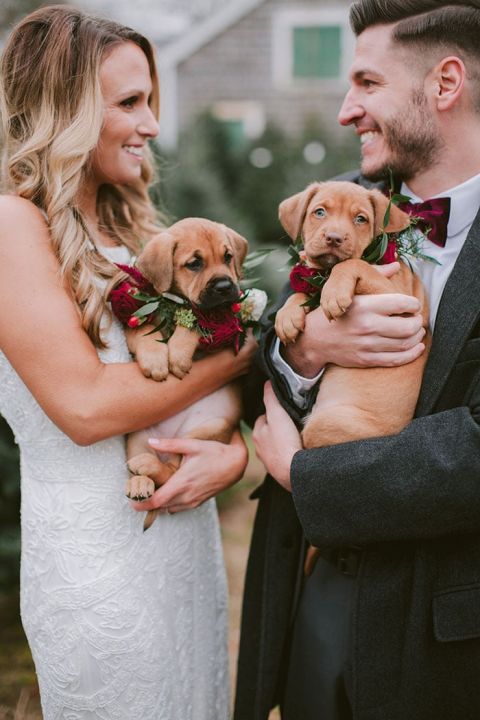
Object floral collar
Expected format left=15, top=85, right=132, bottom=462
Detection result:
left=288, top=192, right=438, bottom=309
left=109, top=263, right=267, bottom=353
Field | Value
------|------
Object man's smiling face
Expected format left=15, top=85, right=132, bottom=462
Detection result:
left=338, top=23, right=444, bottom=182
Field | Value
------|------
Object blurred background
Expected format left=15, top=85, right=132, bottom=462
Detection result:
left=0, top=0, right=360, bottom=716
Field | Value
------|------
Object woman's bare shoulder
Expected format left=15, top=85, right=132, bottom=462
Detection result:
left=0, top=194, right=47, bottom=225
left=0, top=195, right=52, bottom=257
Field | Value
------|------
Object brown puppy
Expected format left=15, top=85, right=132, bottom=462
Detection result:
left=275, top=180, right=430, bottom=451
left=124, top=218, right=248, bottom=526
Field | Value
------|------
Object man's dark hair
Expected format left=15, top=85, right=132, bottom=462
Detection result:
left=350, top=1, right=480, bottom=58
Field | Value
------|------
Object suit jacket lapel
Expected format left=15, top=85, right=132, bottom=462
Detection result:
left=416, top=207, right=480, bottom=416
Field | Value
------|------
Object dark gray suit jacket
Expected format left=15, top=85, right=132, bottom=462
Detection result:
left=234, top=171, right=480, bottom=720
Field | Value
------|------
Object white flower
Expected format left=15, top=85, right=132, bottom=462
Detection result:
left=240, top=288, right=268, bottom=323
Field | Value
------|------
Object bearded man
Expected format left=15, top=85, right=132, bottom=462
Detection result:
left=235, top=2, right=480, bottom=719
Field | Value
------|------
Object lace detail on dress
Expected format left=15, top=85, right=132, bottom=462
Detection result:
left=0, top=243, right=229, bottom=719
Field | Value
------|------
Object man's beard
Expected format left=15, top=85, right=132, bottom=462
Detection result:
left=362, top=88, right=445, bottom=183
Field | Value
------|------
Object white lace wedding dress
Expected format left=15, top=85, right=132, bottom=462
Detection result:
left=0, top=246, right=229, bottom=720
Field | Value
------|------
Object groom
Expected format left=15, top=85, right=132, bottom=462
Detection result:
left=235, top=1, right=480, bottom=719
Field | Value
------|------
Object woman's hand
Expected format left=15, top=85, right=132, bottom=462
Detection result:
left=252, top=382, right=302, bottom=492
left=129, top=429, right=248, bottom=514
left=225, top=329, right=258, bottom=379
left=284, top=263, right=426, bottom=378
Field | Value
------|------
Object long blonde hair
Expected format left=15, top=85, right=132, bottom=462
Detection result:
left=0, top=5, right=163, bottom=347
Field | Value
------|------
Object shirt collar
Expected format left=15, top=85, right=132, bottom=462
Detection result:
left=402, top=172, right=480, bottom=238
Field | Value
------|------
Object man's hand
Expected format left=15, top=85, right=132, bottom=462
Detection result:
left=252, top=382, right=302, bottom=491
left=284, top=263, right=426, bottom=378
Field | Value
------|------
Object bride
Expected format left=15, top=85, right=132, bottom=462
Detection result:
left=0, top=6, right=255, bottom=719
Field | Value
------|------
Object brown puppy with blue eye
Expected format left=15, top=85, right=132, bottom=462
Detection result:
left=275, top=180, right=430, bottom=451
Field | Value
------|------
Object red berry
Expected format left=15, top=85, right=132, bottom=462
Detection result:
left=231, top=302, right=241, bottom=313
left=128, top=316, right=140, bottom=328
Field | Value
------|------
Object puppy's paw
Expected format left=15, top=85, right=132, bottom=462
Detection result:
left=320, top=287, right=353, bottom=321
left=126, top=474, right=155, bottom=501
left=275, top=305, right=306, bottom=344
left=127, top=452, right=174, bottom=487
left=136, top=342, right=169, bottom=382
left=168, top=350, right=194, bottom=379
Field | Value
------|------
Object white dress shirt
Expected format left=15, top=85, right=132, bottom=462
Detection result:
left=271, top=172, right=480, bottom=407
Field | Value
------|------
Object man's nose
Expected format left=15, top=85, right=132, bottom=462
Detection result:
left=337, top=89, right=364, bottom=127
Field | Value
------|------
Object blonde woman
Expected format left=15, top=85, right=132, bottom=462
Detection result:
left=0, top=6, right=254, bottom=719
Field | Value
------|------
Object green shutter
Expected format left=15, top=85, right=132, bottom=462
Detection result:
left=293, top=26, right=341, bottom=78
left=221, top=119, right=245, bottom=151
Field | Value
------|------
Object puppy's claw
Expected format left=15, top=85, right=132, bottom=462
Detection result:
left=126, top=474, right=155, bottom=501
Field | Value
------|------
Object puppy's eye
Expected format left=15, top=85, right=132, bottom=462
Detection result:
left=354, top=214, right=368, bottom=224
left=224, top=251, right=233, bottom=264
left=185, top=257, right=203, bottom=271
left=314, top=208, right=326, bottom=218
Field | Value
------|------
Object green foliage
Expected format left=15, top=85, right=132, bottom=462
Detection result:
left=0, top=416, right=20, bottom=590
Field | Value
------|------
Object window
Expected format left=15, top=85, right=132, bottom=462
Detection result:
left=293, top=25, right=341, bottom=79
left=272, top=8, right=353, bottom=87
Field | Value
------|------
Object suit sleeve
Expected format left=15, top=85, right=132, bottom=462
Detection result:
left=291, top=383, right=480, bottom=547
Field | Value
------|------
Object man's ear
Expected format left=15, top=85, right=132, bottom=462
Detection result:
left=136, top=232, right=176, bottom=293
left=431, top=56, right=465, bottom=111
left=369, top=189, right=411, bottom=236
left=278, top=183, right=322, bottom=241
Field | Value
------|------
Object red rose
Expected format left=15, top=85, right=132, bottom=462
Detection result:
left=289, top=263, right=319, bottom=294
left=379, top=240, right=398, bottom=265
left=110, top=281, right=144, bottom=323
left=195, top=306, right=244, bottom=353
left=115, top=263, right=155, bottom=293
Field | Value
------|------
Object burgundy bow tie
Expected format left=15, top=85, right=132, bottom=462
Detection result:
left=398, top=197, right=451, bottom=247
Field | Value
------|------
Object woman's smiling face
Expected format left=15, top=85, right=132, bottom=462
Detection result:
left=90, top=41, right=159, bottom=187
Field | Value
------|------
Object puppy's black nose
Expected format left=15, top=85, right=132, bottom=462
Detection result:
left=199, top=276, right=240, bottom=309
left=209, top=278, right=237, bottom=297
left=325, top=233, right=343, bottom=247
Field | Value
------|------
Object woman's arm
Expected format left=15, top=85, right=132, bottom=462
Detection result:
left=0, top=197, right=255, bottom=445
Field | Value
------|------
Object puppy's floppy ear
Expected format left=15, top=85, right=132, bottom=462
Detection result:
left=135, top=232, right=176, bottom=293
left=224, top=226, right=248, bottom=275
left=278, top=183, right=322, bottom=241
left=369, top=189, right=411, bottom=237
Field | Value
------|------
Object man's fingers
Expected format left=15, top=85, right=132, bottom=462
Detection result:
left=354, top=293, right=422, bottom=316
left=361, top=342, right=426, bottom=367
left=367, top=318, right=426, bottom=342
left=252, top=414, right=266, bottom=446
left=263, top=381, right=290, bottom=419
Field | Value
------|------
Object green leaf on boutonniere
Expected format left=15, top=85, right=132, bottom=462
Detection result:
left=134, top=301, right=160, bottom=317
